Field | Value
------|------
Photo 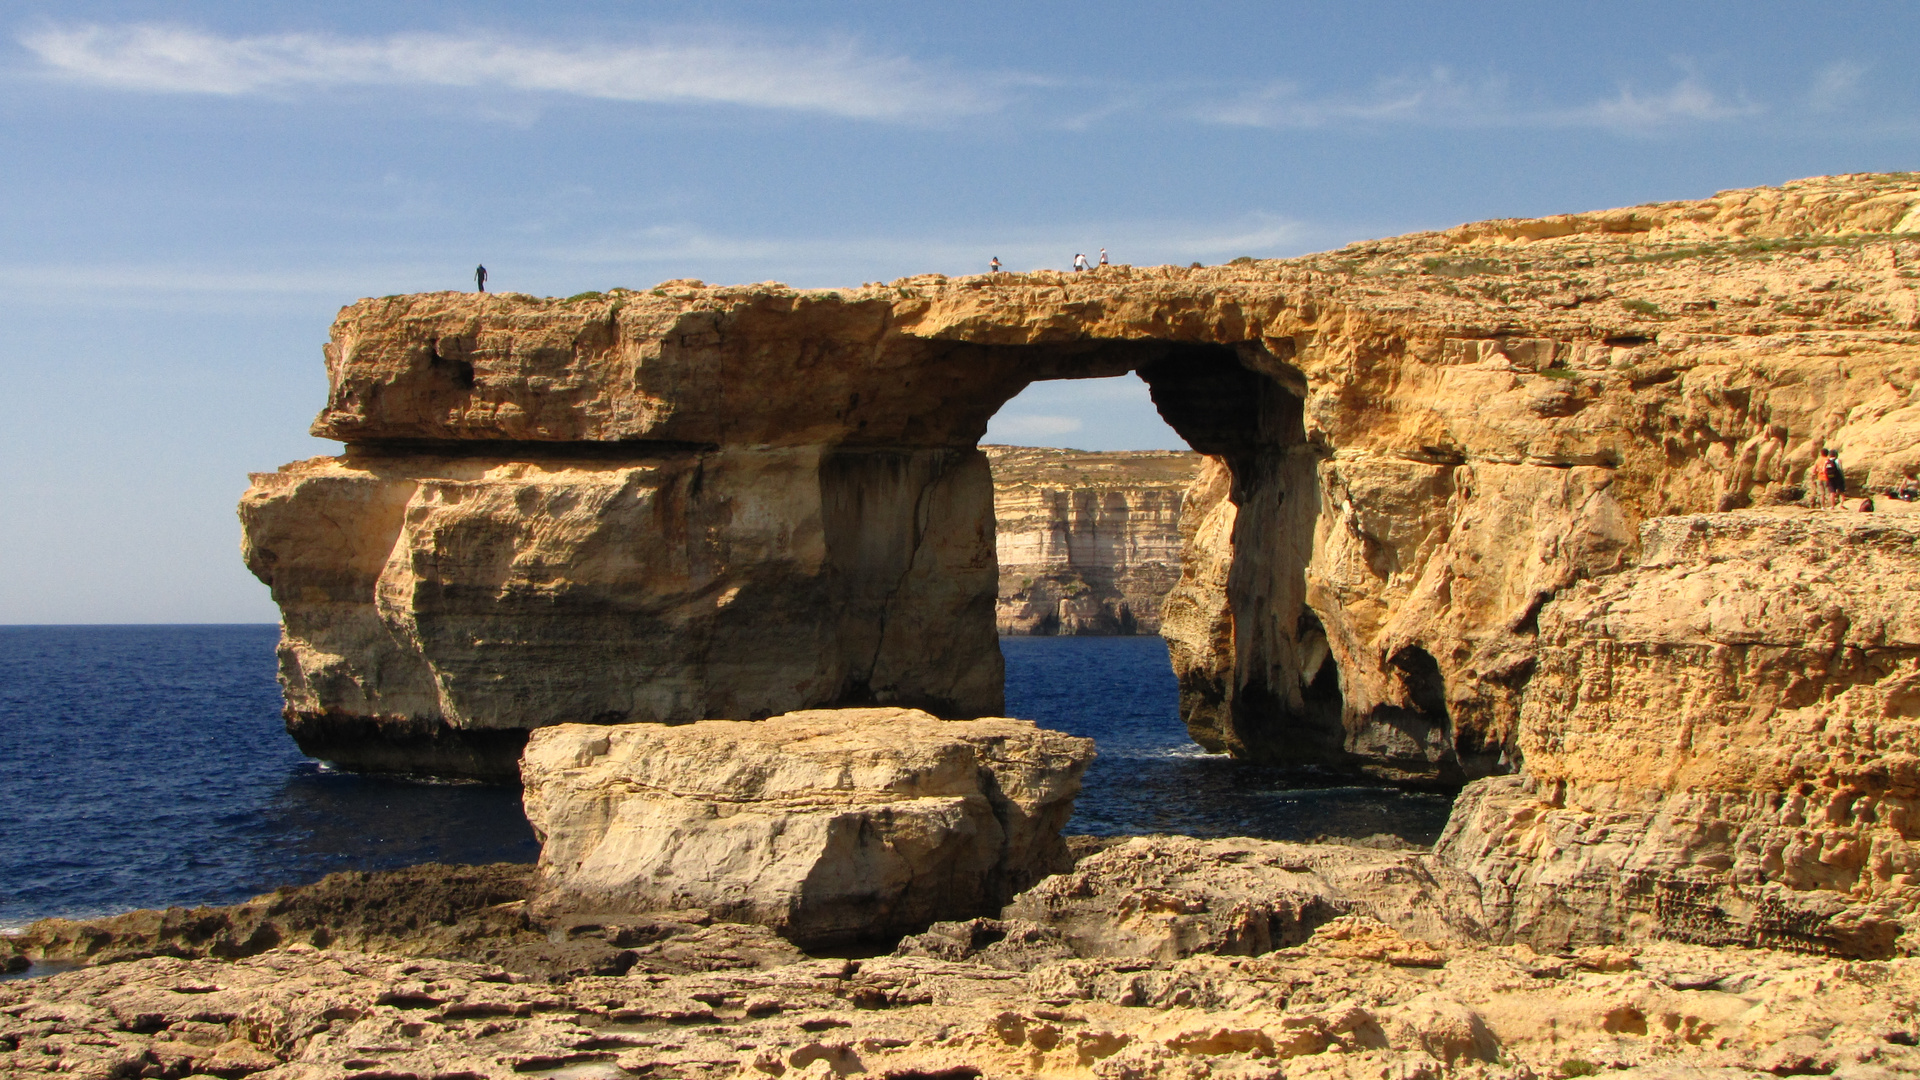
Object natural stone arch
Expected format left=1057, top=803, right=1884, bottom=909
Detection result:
left=243, top=290, right=1509, bottom=786
left=243, top=173, right=1920, bottom=957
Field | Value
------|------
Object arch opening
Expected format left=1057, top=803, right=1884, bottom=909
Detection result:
left=956, top=340, right=1346, bottom=772
left=969, top=340, right=1452, bottom=843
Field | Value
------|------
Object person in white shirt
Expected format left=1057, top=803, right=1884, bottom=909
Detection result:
left=1098, top=248, right=1109, bottom=266
left=1072, top=253, right=1090, bottom=272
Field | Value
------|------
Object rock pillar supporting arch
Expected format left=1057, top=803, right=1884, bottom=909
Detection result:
left=1131, top=347, right=1341, bottom=768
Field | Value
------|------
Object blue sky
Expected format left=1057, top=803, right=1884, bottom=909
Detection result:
left=3, top=1, right=1918, bottom=622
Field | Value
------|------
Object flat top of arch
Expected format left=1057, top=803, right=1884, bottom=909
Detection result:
left=313, top=173, right=1920, bottom=447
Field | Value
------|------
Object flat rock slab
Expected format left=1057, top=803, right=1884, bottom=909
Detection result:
left=1004, top=835, right=1488, bottom=962
left=520, top=708, right=1095, bottom=948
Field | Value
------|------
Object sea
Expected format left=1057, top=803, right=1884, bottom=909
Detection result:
left=0, top=626, right=1449, bottom=931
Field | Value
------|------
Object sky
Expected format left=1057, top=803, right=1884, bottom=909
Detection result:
left=3, top=1, right=1918, bottom=623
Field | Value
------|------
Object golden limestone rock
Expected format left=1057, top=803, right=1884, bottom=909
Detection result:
left=519, top=709, right=1095, bottom=949
left=243, top=173, right=1920, bottom=953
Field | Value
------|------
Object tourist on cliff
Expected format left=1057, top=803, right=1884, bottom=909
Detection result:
left=990, top=256, right=1001, bottom=274
left=1099, top=248, right=1109, bottom=266
left=1073, top=253, right=1090, bottom=272
left=475, top=264, right=488, bottom=292
left=1821, top=448, right=1847, bottom=508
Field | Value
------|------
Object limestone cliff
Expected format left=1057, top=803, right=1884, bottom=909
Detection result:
left=985, top=445, right=1202, bottom=635
left=1437, top=506, right=1920, bottom=956
left=243, top=172, right=1920, bottom=951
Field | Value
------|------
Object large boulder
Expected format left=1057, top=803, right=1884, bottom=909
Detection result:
left=519, top=708, right=1095, bottom=948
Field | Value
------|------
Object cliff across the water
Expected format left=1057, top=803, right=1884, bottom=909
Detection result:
left=242, top=172, right=1920, bottom=954
left=986, top=445, right=1202, bottom=635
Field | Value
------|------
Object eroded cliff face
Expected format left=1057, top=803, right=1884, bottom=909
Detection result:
left=1438, top=507, right=1920, bottom=956
left=986, top=445, right=1202, bottom=635
left=241, top=447, right=1000, bottom=776
left=244, top=172, right=1920, bottom=957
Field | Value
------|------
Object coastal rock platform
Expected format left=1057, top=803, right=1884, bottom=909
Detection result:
left=6, top=860, right=1919, bottom=1080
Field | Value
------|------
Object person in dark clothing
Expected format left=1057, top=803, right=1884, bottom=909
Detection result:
left=990, top=256, right=1001, bottom=274
left=475, top=264, right=488, bottom=292
left=1821, top=448, right=1846, bottom=508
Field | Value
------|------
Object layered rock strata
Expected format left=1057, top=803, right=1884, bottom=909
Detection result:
left=242, top=447, right=999, bottom=778
left=1438, top=508, right=1920, bottom=956
left=519, top=708, right=1095, bottom=948
left=986, top=445, right=1203, bottom=635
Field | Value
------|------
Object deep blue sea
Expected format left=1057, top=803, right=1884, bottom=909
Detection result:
left=0, top=626, right=1448, bottom=929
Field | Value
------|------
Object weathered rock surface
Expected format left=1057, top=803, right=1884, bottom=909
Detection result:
left=8, top=911, right=1917, bottom=1079
left=242, top=449, right=999, bottom=778
left=1001, top=835, right=1484, bottom=962
left=245, top=172, right=1920, bottom=786
left=1438, top=508, right=1920, bottom=957
left=520, top=709, right=1096, bottom=948
left=239, top=174, right=1920, bottom=958
left=985, top=445, right=1203, bottom=635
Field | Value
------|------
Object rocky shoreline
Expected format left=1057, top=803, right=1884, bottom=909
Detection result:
left=7, top=844, right=1918, bottom=1079
left=17, top=174, right=1920, bottom=1078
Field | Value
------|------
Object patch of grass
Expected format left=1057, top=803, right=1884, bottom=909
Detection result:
left=1620, top=298, right=1662, bottom=316
left=1621, top=245, right=1719, bottom=264
left=1421, top=256, right=1503, bottom=278
left=650, top=288, right=668, bottom=297
left=1622, top=231, right=1899, bottom=264
left=1537, top=366, right=1581, bottom=380
left=565, top=291, right=607, bottom=303
left=1559, top=1059, right=1599, bottom=1078
left=1228, top=255, right=1256, bottom=266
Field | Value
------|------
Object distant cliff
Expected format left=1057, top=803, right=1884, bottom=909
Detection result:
left=985, top=445, right=1203, bottom=636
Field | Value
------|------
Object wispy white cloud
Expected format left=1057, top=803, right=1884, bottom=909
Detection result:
left=1559, top=77, right=1758, bottom=127
left=1808, top=59, right=1869, bottom=112
left=544, top=212, right=1312, bottom=274
left=1199, top=65, right=1759, bottom=132
left=986, top=414, right=1084, bottom=440
left=16, top=22, right=993, bottom=120
left=0, top=262, right=399, bottom=296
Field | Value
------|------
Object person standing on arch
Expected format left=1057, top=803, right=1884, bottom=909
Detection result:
left=1072, top=252, right=1090, bottom=272
left=990, top=256, right=1001, bottom=274
left=475, top=264, right=488, bottom=292
left=1098, top=248, right=1109, bottom=266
